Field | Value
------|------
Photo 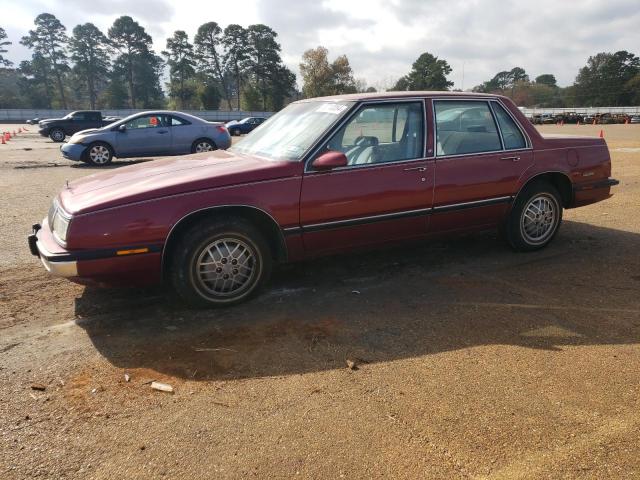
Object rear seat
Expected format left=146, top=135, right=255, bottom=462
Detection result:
left=437, top=130, right=501, bottom=156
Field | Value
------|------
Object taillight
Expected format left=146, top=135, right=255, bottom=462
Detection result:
left=216, top=126, right=227, bottom=134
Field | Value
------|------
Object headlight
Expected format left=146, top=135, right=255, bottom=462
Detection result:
left=49, top=198, right=72, bottom=243
left=69, top=136, right=86, bottom=145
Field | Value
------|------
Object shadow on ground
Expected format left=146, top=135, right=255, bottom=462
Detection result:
left=75, top=221, right=640, bottom=380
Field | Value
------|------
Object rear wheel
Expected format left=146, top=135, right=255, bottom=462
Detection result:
left=231, top=127, right=241, bottom=136
left=85, top=142, right=113, bottom=166
left=191, top=138, right=216, bottom=153
left=505, top=181, right=563, bottom=251
left=49, top=128, right=65, bottom=142
left=169, top=218, right=272, bottom=307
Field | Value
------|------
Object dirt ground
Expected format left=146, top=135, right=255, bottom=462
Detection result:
left=1, top=123, right=639, bottom=479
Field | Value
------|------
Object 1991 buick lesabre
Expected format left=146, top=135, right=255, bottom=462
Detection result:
left=28, top=92, right=618, bottom=306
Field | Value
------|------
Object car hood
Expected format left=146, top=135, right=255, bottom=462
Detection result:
left=40, top=117, right=64, bottom=124
left=59, top=150, right=301, bottom=215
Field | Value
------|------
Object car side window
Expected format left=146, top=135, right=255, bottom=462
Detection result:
left=170, top=116, right=189, bottom=126
left=434, top=101, right=502, bottom=156
left=73, top=113, right=87, bottom=121
left=126, top=115, right=166, bottom=129
left=324, top=102, right=424, bottom=166
left=491, top=102, right=527, bottom=150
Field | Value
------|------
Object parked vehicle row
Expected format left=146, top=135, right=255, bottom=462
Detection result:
left=529, top=112, right=638, bottom=125
left=29, top=92, right=618, bottom=308
left=59, top=111, right=232, bottom=166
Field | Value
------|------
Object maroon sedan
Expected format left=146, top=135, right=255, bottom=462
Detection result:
left=29, top=92, right=618, bottom=306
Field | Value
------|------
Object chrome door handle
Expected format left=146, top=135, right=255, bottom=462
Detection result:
left=404, top=166, right=427, bottom=172
left=500, top=156, right=520, bottom=161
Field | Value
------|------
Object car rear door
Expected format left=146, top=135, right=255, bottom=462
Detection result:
left=115, top=114, right=172, bottom=157
left=299, top=100, right=434, bottom=254
left=429, top=98, right=533, bottom=232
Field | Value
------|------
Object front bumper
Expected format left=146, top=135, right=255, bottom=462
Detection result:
left=28, top=223, right=78, bottom=277
left=38, top=127, right=50, bottom=137
left=60, top=143, right=87, bottom=161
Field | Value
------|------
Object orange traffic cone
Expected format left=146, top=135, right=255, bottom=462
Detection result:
left=1, top=135, right=5, bottom=145
left=599, top=129, right=604, bottom=138
left=560, top=120, right=564, bottom=126
left=18, top=128, right=22, bottom=133
left=592, top=119, right=596, bottom=125
left=12, top=130, right=16, bottom=136
left=577, top=120, right=580, bottom=126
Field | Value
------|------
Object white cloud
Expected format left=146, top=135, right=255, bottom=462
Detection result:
left=3, top=0, right=640, bottom=90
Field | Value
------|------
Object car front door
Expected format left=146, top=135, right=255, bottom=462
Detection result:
left=115, top=114, right=172, bottom=157
left=430, top=99, right=533, bottom=232
left=299, top=100, right=434, bottom=254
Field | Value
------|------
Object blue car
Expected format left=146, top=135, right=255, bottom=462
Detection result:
left=60, top=111, right=232, bottom=166
left=225, top=117, right=267, bottom=136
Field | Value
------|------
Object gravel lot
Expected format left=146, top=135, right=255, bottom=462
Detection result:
left=1, top=124, right=639, bottom=479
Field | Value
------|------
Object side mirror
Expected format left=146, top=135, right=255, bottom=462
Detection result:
left=118, top=124, right=126, bottom=132
left=312, top=151, right=348, bottom=170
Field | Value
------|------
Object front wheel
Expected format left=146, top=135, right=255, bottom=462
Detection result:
left=505, top=182, right=563, bottom=252
left=169, top=218, right=272, bottom=307
left=85, top=142, right=113, bottom=166
left=49, top=128, right=65, bottom=142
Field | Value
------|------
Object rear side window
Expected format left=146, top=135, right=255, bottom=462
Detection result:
left=434, top=101, right=501, bottom=156
left=491, top=102, right=526, bottom=149
left=170, top=116, right=190, bottom=126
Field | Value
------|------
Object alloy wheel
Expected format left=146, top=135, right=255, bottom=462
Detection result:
left=89, top=145, right=111, bottom=165
left=194, top=237, right=258, bottom=299
left=195, top=141, right=213, bottom=153
left=520, top=193, right=559, bottom=245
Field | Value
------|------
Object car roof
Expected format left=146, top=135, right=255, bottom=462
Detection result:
left=294, top=91, right=510, bottom=103
left=125, top=110, right=206, bottom=123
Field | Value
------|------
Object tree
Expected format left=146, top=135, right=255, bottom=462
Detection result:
left=574, top=51, right=640, bottom=106
left=0, top=27, right=12, bottom=67
left=535, top=74, right=557, bottom=88
left=299, top=46, right=357, bottom=97
left=18, top=54, right=54, bottom=108
left=198, top=81, right=222, bottom=109
left=69, top=23, right=111, bottom=109
left=108, top=16, right=160, bottom=108
left=21, top=13, right=69, bottom=108
left=223, top=24, right=249, bottom=110
left=194, top=22, right=230, bottom=109
left=163, top=30, right=196, bottom=108
left=393, top=52, right=453, bottom=91
left=626, top=74, right=640, bottom=105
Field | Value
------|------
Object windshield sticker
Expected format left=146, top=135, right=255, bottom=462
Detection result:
left=315, top=103, right=348, bottom=115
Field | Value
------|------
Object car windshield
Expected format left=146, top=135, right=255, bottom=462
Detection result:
left=230, top=101, right=353, bottom=161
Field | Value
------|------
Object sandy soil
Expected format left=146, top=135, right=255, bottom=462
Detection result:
left=1, top=123, right=639, bottom=479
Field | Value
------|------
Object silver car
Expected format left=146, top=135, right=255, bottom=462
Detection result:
left=60, top=111, right=232, bottom=166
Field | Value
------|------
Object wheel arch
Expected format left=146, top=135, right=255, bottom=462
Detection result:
left=516, top=171, right=573, bottom=207
left=161, top=205, right=288, bottom=279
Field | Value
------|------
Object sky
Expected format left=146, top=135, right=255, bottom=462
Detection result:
left=3, top=0, right=640, bottom=90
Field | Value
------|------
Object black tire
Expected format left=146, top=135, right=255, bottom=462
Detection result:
left=49, top=128, right=65, bottom=142
left=84, top=142, right=113, bottom=166
left=505, top=181, right=563, bottom=252
left=191, top=138, right=217, bottom=154
left=169, top=218, right=272, bottom=307
left=231, top=127, right=241, bottom=136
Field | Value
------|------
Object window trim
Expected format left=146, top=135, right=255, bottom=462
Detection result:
left=431, top=98, right=532, bottom=159
left=304, top=98, right=428, bottom=173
